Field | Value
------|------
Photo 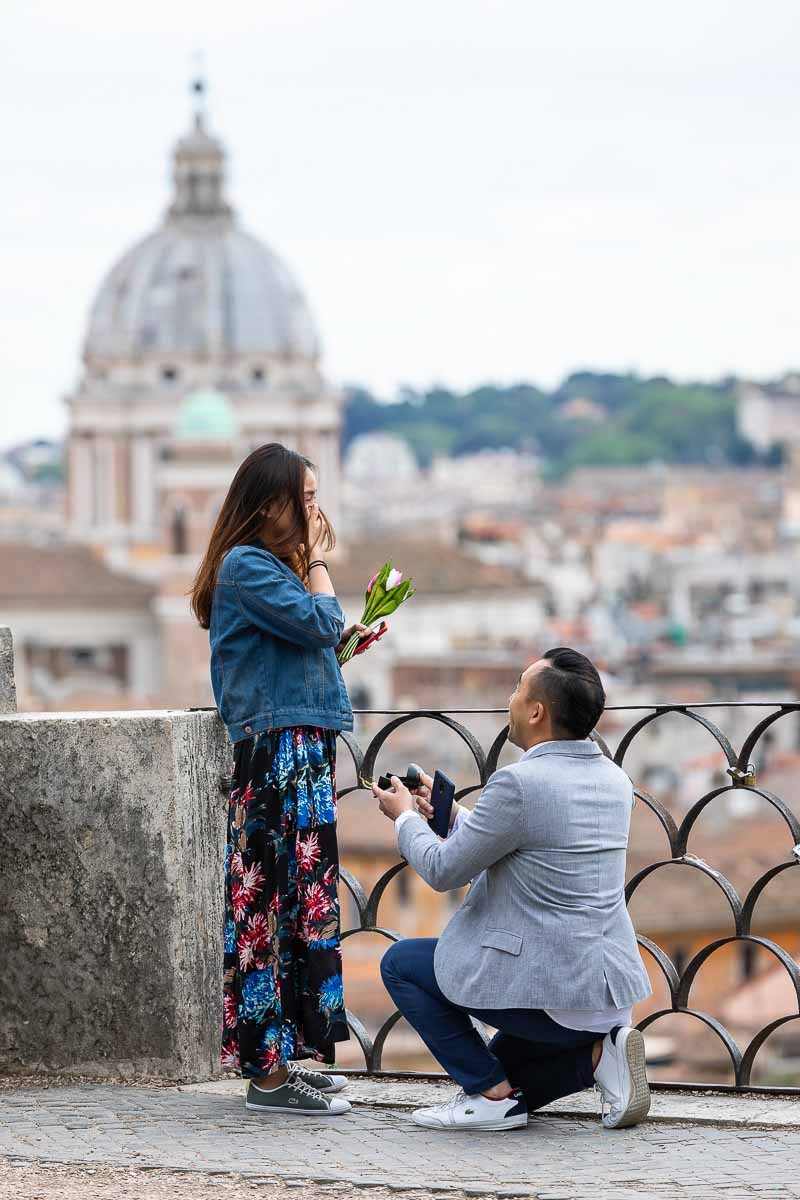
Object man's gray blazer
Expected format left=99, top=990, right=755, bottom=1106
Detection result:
left=396, top=739, right=653, bottom=1010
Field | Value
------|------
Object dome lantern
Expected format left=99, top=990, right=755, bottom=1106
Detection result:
left=168, top=78, right=232, bottom=221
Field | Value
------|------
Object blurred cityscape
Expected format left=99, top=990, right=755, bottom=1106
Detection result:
left=2, top=103, right=798, bottom=1089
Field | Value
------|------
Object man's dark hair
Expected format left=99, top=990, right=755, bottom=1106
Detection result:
left=528, top=647, right=606, bottom=739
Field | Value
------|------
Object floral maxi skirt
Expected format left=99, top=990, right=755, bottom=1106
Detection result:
left=221, top=726, right=350, bottom=1077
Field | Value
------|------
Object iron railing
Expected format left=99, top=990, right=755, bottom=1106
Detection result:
left=335, top=704, right=800, bottom=1095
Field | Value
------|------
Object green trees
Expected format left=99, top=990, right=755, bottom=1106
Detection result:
left=342, top=372, right=766, bottom=476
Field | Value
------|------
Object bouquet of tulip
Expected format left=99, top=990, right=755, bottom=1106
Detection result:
left=337, top=561, right=416, bottom=665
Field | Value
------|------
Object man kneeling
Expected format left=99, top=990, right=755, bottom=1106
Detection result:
left=372, top=647, right=652, bottom=1133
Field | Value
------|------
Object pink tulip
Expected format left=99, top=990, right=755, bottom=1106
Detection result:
left=367, top=572, right=380, bottom=594
left=386, top=569, right=404, bottom=589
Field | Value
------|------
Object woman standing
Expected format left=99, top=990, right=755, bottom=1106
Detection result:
left=191, top=443, right=366, bottom=1117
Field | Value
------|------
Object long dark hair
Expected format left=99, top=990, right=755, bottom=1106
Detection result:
left=190, top=443, right=335, bottom=630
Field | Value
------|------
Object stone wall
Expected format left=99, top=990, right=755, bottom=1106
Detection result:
left=0, top=707, right=230, bottom=1081
left=0, top=628, right=16, bottom=714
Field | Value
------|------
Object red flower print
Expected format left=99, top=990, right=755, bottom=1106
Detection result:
left=246, top=911, right=272, bottom=953
left=297, top=831, right=321, bottom=873
left=232, top=861, right=265, bottom=920
left=238, top=936, right=256, bottom=971
left=241, top=861, right=265, bottom=898
left=304, top=881, right=332, bottom=922
left=323, top=864, right=337, bottom=887
left=221, top=1044, right=240, bottom=1070
left=257, top=1042, right=281, bottom=1073
left=223, top=993, right=238, bottom=1029
left=232, top=882, right=249, bottom=922
left=242, top=782, right=256, bottom=806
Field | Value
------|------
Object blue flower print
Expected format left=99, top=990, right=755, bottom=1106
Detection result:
left=294, top=731, right=309, bottom=772
left=296, top=781, right=313, bottom=830
left=312, top=769, right=335, bottom=825
left=281, top=1022, right=296, bottom=1061
left=242, top=969, right=278, bottom=1024
left=318, top=973, right=344, bottom=1017
left=270, top=732, right=295, bottom=791
left=224, top=917, right=236, bottom=953
left=258, top=1021, right=281, bottom=1052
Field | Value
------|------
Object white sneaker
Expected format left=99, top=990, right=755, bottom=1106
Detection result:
left=593, top=1025, right=650, bottom=1129
left=412, top=1088, right=528, bottom=1132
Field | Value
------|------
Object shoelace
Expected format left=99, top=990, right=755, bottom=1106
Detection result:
left=595, top=1082, right=610, bottom=1122
left=439, top=1089, right=469, bottom=1124
left=287, top=1075, right=327, bottom=1101
left=288, top=1062, right=319, bottom=1079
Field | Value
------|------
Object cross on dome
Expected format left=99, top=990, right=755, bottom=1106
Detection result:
left=191, top=71, right=207, bottom=131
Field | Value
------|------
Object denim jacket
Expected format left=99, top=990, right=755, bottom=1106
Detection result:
left=209, top=540, right=354, bottom=743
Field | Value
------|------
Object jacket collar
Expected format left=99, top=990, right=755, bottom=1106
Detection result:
left=520, top=738, right=602, bottom=761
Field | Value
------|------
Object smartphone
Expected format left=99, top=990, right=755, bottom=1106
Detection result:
left=429, top=770, right=455, bottom=838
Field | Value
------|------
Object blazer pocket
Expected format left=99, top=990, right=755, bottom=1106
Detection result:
left=480, top=928, right=523, bottom=956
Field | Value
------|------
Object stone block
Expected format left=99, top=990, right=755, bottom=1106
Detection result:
left=0, top=627, right=16, bottom=714
left=0, top=708, right=230, bottom=1081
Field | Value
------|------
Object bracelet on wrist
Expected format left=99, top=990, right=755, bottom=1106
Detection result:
left=308, top=559, right=328, bottom=571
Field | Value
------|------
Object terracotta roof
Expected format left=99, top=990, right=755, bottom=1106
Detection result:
left=337, top=788, right=398, bottom=853
left=330, top=538, right=529, bottom=598
left=0, top=542, right=155, bottom=610
left=627, top=813, right=800, bottom=935
left=720, top=960, right=800, bottom=1028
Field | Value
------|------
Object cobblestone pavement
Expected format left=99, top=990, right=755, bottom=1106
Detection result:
left=1, top=1080, right=799, bottom=1200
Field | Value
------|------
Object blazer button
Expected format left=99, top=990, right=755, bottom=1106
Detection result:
left=244, top=724, right=252, bottom=734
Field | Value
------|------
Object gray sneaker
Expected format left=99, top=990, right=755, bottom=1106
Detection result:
left=245, top=1076, right=351, bottom=1116
left=288, top=1060, right=348, bottom=1093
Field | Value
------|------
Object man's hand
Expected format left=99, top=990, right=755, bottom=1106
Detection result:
left=372, top=776, right=415, bottom=822
left=408, top=768, right=459, bottom=831
left=407, top=768, right=434, bottom=819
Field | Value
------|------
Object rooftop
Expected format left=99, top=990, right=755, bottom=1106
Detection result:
left=0, top=543, right=155, bottom=609
left=332, top=537, right=531, bottom=596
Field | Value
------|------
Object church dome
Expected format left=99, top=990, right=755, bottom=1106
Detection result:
left=175, top=388, right=239, bottom=440
left=83, top=106, right=320, bottom=365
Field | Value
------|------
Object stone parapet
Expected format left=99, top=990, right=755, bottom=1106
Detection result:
left=0, top=708, right=230, bottom=1081
left=0, top=627, right=16, bottom=713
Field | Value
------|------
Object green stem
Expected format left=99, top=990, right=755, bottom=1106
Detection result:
left=338, top=630, right=362, bottom=665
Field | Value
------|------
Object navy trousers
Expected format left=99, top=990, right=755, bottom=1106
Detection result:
left=381, top=938, right=603, bottom=1109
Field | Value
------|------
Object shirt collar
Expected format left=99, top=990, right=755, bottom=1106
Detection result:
left=520, top=738, right=602, bottom=761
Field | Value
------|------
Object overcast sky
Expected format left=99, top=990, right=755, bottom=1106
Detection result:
left=2, top=0, right=800, bottom=447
